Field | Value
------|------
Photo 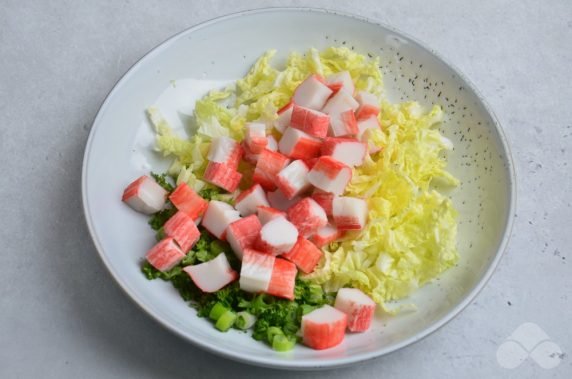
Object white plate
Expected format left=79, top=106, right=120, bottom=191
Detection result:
left=82, top=8, right=515, bottom=369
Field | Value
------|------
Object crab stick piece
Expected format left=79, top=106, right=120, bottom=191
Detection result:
left=334, top=288, right=376, bottom=332
left=356, top=115, right=381, bottom=141
left=207, top=136, right=243, bottom=170
left=332, top=197, right=368, bottom=230
left=168, top=183, right=208, bottom=220
left=278, top=127, right=322, bottom=160
left=184, top=253, right=237, bottom=293
left=310, top=224, right=343, bottom=248
left=274, top=101, right=293, bottom=133
left=242, top=135, right=278, bottom=165
left=122, top=175, right=168, bottom=214
left=255, top=216, right=299, bottom=256
left=201, top=200, right=241, bottom=240
left=267, top=189, right=301, bottom=211
left=226, top=215, right=262, bottom=260
left=329, top=109, right=358, bottom=137
left=244, top=122, right=268, bottom=154
left=252, top=149, right=290, bottom=191
left=321, top=89, right=359, bottom=115
left=355, top=91, right=380, bottom=120
left=290, top=104, right=330, bottom=139
left=287, top=198, right=327, bottom=237
left=293, top=74, right=333, bottom=110
left=267, top=258, right=298, bottom=300
left=281, top=236, right=323, bottom=274
left=235, top=184, right=270, bottom=216
left=320, top=137, right=367, bottom=167
left=303, top=157, right=319, bottom=170
left=203, top=161, right=242, bottom=193
left=276, top=160, right=311, bottom=200
left=311, top=190, right=334, bottom=216
left=257, top=206, right=286, bottom=225
left=239, top=248, right=275, bottom=293
left=325, top=71, right=355, bottom=95
left=145, top=237, right=186, bottom=272
left=301, top=305, right=347, bottom=350
left=307, top=156, right=352, bottom=195
left=163, top=211, right=201, bottom=252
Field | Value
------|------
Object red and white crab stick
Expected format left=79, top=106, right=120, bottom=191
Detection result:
left=207, top=136, right=243, bottom=170
left=332, top=197, right=368, bottom=230
left=226, top=215, right=262, bottom=260
left=234, top=183, right=270, bottom=216
left=293, top=74, right=333, bottom=110
left=301, top=305, right=347, bottom=350
left=184, top=253, right=237, bottom=293
left=320, top=137, right=367, bottom=167
left=334, top=288, right=376, bottom=332
left=201, top=200, right=241, bottom=240
left=276, top=160, right=312, bottom=200
left=145, top=237, right=186, bottom=272
left=278, top=127, right=322, bottom=160
left=122, top=175, right=167, bottom=214
left=169, top=183, right=209, bottom=221
left=255, top=216, right=299, bottom=255
left=287, top=197, right=327, bottom=237
left=307, top=156, right=352, bottom=195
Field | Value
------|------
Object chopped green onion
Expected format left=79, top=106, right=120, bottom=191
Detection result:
left=266, top=326, right=284, bottom=343
left=209, top=302, right=229, bottom=321
left=272, top=334, right=296, bottom=352
left=235, top=311, right=256, bottom=330
left=215, top=310, right=237, bottom=332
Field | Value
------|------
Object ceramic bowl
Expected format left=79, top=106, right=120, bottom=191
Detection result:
left=82, top=7, right=515, bottom=369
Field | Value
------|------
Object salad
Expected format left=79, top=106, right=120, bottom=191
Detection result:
left=121, top=47, right=459, bottom=351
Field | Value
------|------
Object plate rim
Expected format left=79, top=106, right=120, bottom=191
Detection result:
left=81, top=6, right=516, bottom=370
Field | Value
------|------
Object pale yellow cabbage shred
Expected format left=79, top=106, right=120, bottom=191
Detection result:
left=148, top=47, right=459, bottom=309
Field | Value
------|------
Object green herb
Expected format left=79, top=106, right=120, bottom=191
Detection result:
left=148, top=203, right=177, bottom=231
left=151, top=172, right=174, bottom=192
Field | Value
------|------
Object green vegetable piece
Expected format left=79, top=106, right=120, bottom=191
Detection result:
left=235, top=311, right=256, bottom=330
left=266, top=326, right=284, bottom=343
left=150, top=172, right=174, bottom=192
left=215, top=310, right=237, bottom=332
left=272, top=334, right=296, bottom=352
left=209, top=302, right=229, bottom=321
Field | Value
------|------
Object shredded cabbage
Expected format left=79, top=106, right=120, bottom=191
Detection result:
left=147, top=47, right=459, bottom=310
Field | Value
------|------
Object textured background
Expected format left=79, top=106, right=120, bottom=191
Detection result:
left=1, top=0, right=571, bottom=378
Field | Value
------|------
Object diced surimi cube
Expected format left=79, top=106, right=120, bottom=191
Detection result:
left=281, top=237, right=323, bottom=274
left=207, top=136, right=243, bottom=170
left=203, top=161, right=242, bottom=193
left=356, top=116, right=381, bottom=140
left=122, top=175, right=167, bottom=214
left=239, top=248, right=275, bottom=293
left=321, top=89, right=359, bottom=115
left=145, top=237, right=185, bottom=272
left=334, top=288, right=376, bottom=332
left=267, top=258, right=297, bottom=300
left=257, top=206, right=286, bottom=225
left=267, top=189, right=301, bottom=211
left=329, top=109, right=358, bottom=137
left=320, top=137, right=367, bottom=167
left=303, top=157, right=319, bottom=170
left=267, top=135, right=278, bottom=151
left=325, top=71, right=355, bottom=95
left=255, top=216, right=299, bottom=255
left=311, top=190, right=334, bottom=216
left=310, top=224, right=343, bottom=248
left=355, top=91, right=380, bottom=120
left=293, top=74, right=333, bottom=110
left=276, top=160, right=311, bottom=200
left=183, top=253, right=237, bottom=293
left=242, top=136, right=278, bottom=165
left=169, top=183, right=208, bottom=220
left=226, top=215, right=262, bottom=260
left=332, top=197, right=368, bottom=230
left=307, top=156, right=352, bottom=195
left=244, top=122, right=268, bottom=154
left=163, top=211, right=201, bottom=252
left=201, top=200, right=241, bottom=240
left=235, top=184, right=270, bottom=216
left=252, top=149, right=290, bottom=191
left=301, top=305, right=347, bottom=350
left=274, top=101, right=293, bottom=133
left=278, top=127, right=322, bottom=160
left=287, top=198, right=327, bottom=237
left=290, top=105, right=330, bottom=139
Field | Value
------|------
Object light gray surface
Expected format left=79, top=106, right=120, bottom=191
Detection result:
left=0, top=0, right=570, bottom=378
